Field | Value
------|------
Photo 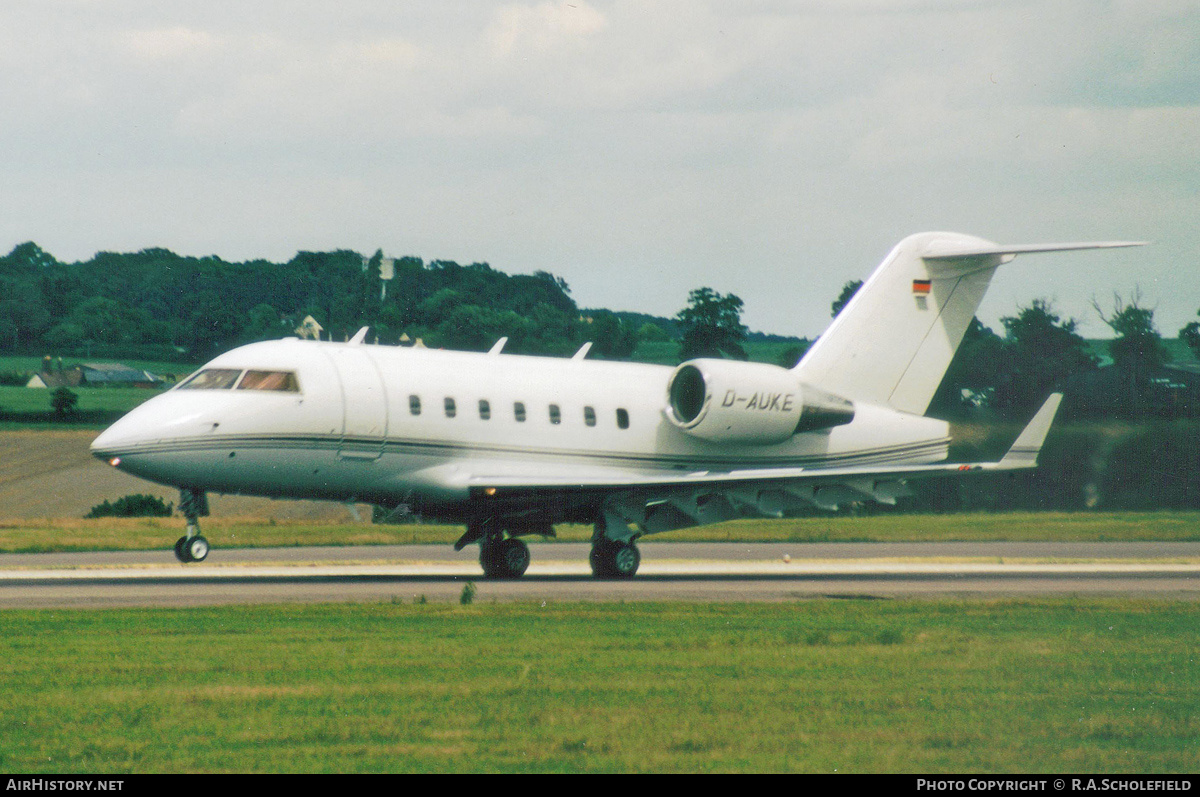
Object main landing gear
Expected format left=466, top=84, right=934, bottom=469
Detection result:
left=456, top=517, right=642, bottom=579
left=174, top=488, right=210, bottom=564
left=588, top=511, right=641, bottom=578
left=480, top=536, right=531, bottom=579
left=589, top=538, right=641, bottom=579
left=456, top=521, right=534, bottom=579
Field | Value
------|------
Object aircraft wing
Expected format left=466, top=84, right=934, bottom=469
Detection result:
left=465, top=394, right=1062, bottom=535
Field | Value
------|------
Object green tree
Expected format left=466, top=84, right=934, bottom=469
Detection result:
left=1181, top=317, right=1200, bottom=361
left=676, top=288, right=748, bottom=361
left=50, top=387, right=78, bottom=417
left=244, top=303, right=284, bottom=342
left=1095, top=291, right=1166, bottom=372
left=64, top=296, right=156, bottom=346
left=587, top=310, right=637, bottom=359
left=993, top=299, right=1097, bottom=416
left=1094, top=291, right=1167, bottom=418
left=928, top=318, right=1006, bottom=416
left=831, top=280, right=863, bottom=318
left=636, top=322, right=670, bottom=343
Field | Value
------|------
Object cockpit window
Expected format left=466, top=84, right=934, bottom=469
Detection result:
left=237, top=370, right=300, bottom=392
left=177, top=369, right=242, bottom=390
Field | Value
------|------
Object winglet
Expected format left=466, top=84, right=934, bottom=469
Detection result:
left=998, top=393, right=1063, bottom=469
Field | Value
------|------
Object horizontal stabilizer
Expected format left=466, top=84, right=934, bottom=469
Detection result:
left=998, top=393, right=1063, bottom=469
left=922, top=240, right=1146, bottom=262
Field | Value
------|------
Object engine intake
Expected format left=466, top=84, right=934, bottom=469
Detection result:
left=666, top=359, right=854, bottom=444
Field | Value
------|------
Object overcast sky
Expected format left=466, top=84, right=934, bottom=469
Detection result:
left=2, top=1, right=1196, bottom=340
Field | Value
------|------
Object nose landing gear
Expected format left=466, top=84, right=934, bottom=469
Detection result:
left=174, top=488, right=210, bottom=564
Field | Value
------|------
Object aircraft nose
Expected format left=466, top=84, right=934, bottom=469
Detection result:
left=90, top=403, right=160, bottom=460
left=91, top=419, right=132, bottom=461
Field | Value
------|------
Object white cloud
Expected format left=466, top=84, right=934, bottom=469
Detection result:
left=117, top=26, right=219, bottom=61
left=485, top=1, right=608, bottom=58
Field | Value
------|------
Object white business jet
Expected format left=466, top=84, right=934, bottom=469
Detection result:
left=91, top=232, right=1140, bottom=577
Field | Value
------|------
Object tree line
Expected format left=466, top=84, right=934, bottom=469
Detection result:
left=0, top=242, right=646, bottom=363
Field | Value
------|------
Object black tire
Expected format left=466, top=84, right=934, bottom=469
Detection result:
left=174, top=536, right=191, bottom=563
left=590, top=540, right=640, bottom=579
left=480, top=537, right=529, bottom=579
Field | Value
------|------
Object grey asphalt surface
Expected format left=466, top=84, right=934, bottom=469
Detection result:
left=1, top=541, right=1198, bottom=607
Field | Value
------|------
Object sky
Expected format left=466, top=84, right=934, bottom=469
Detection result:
left=2, top=1, right=1197, bottom=340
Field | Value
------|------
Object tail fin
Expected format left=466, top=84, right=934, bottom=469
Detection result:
left=793, top=232, right=1143, bottom=415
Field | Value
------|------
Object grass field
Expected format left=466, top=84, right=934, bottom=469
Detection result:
left=1, top=599, right=1196, bottom=773
left=0, top=385, right=163, bottom=416
left=0, top=355, right=182, bottom=428
left=2, top=510, right=1198, bottom=553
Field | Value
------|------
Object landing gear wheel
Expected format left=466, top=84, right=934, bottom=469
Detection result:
left=175, top=534, right=209, bottom=563
left=590, top=540, right=640, bottom=579
left=480, top=537, right=530, bottom=579
left=185, top=535, right=210, bottom=563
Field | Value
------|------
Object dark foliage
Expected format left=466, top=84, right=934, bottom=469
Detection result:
left=0, top=242, right=595, bottom=361
left=86, top=494, right=175, bottom=518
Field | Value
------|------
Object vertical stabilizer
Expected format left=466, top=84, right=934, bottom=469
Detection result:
left=794, top=233, right=1142, bottom=416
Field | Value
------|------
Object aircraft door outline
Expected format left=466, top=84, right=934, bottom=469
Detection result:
left=327, top=348, right=389, bottom=460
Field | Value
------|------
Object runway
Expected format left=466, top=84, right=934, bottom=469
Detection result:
left=1, top=541, right=1199, bottom=607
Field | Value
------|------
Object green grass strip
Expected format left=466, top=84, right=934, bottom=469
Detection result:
left=1, top=599, right=1197, bottom=773
left=3, top=511, right=1200, bottom=554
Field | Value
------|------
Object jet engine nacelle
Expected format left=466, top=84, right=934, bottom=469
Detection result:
left=666, top=359, right=855, bottom=444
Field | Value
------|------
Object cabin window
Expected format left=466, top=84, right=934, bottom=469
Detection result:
left=236, top=370, right=300, bottom=392
left=549, top=404, right=562, bottom=425
left=479, top=399, right=491, bottom=420
left=444, top=397, right=457, bottom=418
left=514, top=402, right=526, bottom=422
left=616, top=408, right=630, bottom=429
left=409, top=395, right=421, bottom=415
left=584, top=406, right=597, bottom=427
left=178, top=369, right=242, bottom=390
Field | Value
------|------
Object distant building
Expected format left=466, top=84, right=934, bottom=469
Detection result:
left=26, top=369, right=84, bottom=389
left=1065, top=362, right=1200, bottom=419
left=26, top=363, right=164, bottom=389
left=363, top=254, right=396, bottom=300
left=294, top=316, right=324, bottom=341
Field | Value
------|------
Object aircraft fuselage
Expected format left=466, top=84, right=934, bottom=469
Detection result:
left=91, top=338, right=949, bottom=525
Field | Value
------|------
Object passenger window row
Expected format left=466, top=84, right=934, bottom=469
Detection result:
left=408, top=394, right=629, bottom=429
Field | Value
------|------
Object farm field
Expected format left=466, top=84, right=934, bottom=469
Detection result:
left=0, top=385, right=163, bottom=419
